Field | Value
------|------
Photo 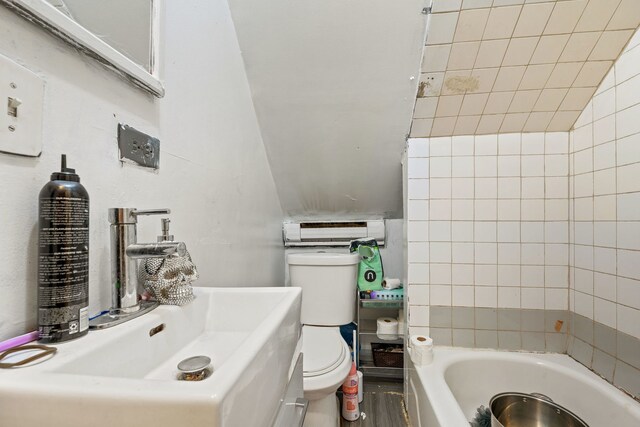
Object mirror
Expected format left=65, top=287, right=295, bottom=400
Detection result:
left=47, top=0, right=153, bottom=72
left=1, top=0, right=164, bottom=97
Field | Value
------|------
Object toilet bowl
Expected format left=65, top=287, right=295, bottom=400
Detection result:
left=302, top=326, right=352, bottom=427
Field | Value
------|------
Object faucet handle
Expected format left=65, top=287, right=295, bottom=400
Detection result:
left=108, top=208, right=171, bottom=224
left=133, top=209, right=171, bottom=217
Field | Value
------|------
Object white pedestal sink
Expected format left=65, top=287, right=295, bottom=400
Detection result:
left=0, top=287, right=302, bottom=427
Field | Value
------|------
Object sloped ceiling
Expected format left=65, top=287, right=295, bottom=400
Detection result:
left=228, top=0, right=426, bottom=219
left=226, top=0, right=640, bottom=219
left=410, top=0, right=640, bottom=137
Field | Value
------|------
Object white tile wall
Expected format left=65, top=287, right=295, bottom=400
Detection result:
left=407, top=131, right=570, bottom=334
left=569, top=37, right=640, bottom=340
left=406, top=11, right=640, bottom=343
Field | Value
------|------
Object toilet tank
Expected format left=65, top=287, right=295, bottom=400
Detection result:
left=287, top=252, right=359, bottom=325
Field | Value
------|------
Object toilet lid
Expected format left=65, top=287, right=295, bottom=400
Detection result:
left=302, top=326, right=347, bottom=377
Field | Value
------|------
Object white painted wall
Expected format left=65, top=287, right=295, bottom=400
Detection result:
left=0, top=0, right=284, bottom=341
left=228, top=0, right=427, bottom=220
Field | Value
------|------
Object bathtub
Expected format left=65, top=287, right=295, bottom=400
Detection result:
left=406, top=347, right=640, bottom=427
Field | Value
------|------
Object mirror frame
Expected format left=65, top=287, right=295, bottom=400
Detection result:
left=1, top=0, right=164, bottom=97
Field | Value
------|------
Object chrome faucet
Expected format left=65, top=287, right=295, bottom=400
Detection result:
left=89, top=208, right=186, bottom=329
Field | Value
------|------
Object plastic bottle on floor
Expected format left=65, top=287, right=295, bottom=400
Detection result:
left=341, top=361, right=360, bottom=421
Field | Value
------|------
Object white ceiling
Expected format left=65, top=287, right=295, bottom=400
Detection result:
left=410, top=0, right=640, bottom=137
left=228, top=0, right=427, bottom=219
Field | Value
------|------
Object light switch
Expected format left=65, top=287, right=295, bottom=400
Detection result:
left=0, top=53, right=44, bottom=157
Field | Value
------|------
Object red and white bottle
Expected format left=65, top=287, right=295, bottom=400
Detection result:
left=341, top=361, right=360, bottom=421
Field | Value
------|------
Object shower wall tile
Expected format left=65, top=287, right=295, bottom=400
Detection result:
left=429, top=306, right=569, bottom=353
left=407, top=133, right=569, bottom=311
left=613, top=361, right=640, bottom=398
left=563, top=37, right=640, bottom=398
left=406, top=28, right=640, bottom=398
left=407, top=138, right=432, bottom=333
left=568, top=35, right=640, bottom=382
left=567, top=314, right=640, bottom=399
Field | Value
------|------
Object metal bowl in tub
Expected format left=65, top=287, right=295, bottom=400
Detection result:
left=490, top=392, right=589, bottom=427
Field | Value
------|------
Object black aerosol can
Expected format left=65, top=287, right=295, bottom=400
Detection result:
left=38, top=154, right=90, bottom=343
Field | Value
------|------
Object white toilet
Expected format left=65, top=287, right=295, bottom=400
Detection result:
left=287, top=252, right=360, bottom=427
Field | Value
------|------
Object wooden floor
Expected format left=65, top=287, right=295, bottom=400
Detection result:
left=339, top=379, right=409, bottom=427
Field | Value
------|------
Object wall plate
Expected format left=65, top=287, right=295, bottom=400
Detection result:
left=117, top=124, right=160, bottom=169
left=0, top=53, right=44, bottom=157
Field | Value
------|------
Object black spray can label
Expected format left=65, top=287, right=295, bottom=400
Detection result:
left=38, top=196, right=89, bottom=343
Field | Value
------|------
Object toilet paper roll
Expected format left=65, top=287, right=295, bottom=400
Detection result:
left=410, top=335, right=434, bottom=366
left=376, top=317, right=399, bottom=340
left=397, top=309, right=405, bottom=335
left=382, top=277, right=401, bottom=290
left=357, top=370, right=363, bottom=403
left=410, top=335, right=433, bottom=348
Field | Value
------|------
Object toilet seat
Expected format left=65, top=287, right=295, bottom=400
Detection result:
left=301, top=325, right=353, bottom=403
left=303, top=326, right=347, bottom=377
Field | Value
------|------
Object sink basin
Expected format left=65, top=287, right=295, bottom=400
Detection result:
left=0, top=287, right=302, bottom=427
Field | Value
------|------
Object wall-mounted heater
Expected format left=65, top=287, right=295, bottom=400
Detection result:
left=283, top=220, right=385, bottom=247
